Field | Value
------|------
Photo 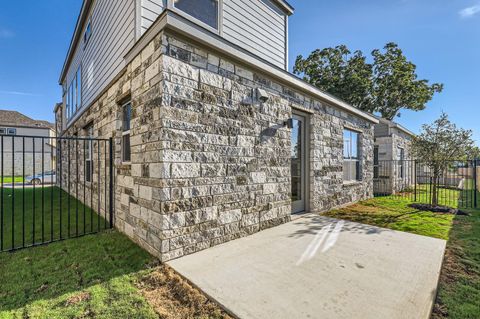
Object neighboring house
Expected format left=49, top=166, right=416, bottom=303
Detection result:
left=0, top=110, right=56, bottom=176
left=374, top=117, right=415, bottom=195
left=55, top=0, right=379, bottom=261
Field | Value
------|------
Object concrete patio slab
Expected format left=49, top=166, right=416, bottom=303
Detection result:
left=168, top=215, right=446, bottom=319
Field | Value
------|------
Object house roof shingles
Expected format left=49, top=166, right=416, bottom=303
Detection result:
left=0, top=110, right=54, bottom=129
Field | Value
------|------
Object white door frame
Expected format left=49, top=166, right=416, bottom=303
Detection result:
left=291, top=111, right=309, bottom=214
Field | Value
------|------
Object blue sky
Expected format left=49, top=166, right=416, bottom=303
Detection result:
left=0, top=0, right=479, bottom=143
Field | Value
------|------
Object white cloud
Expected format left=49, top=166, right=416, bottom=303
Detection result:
left=0, top=90, right=41, bottom=97
left=0, top=28, right=14, bottom=38
left=459, top=3, right=480, bottom=18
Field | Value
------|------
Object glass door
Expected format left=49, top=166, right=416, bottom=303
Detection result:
left=291, top=114, right=306, bottom=213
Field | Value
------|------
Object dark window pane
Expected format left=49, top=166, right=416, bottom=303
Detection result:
left=291, top=119, right=302, bottom=201
left=374, top=146, right=379, bottom=179
left=123, top=103, right=131, bottom=131
left=174, top=0, right=219, bottom=29
left=86, top=160, right=93, bottom=182
left=123, top=134, right=131, bottom=162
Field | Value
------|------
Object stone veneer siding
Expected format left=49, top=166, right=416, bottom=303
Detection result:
left=57, top=31, right=375, bottom=261
left=375, top=129, right=413, bottom=194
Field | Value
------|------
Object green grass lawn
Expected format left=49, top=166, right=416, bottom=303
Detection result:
left=432, top=210, right=480, bottom=318
left=0, top=231, right=159, bottom=318
left=0, top=188, right=231, bottom=319
left=324, top=195, right=455, bottom=239
left=1, top=187, right=108, bottom=251
left=324, top=191, right=480, bottom=318
left=1, top=176, right=24, bottom=184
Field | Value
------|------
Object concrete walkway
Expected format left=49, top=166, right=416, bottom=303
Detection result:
left=169, top=215, right=446, bottom=319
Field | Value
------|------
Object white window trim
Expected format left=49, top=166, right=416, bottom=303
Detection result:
left=343, top=128, right=361, bottom=182
left=167, top=0, right=223, bottom=35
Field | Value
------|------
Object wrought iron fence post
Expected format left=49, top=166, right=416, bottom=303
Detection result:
left=474, top=159, right=478, bottom=209
left=414, top=160, right=417, bottom=202
left=109, top=137, right=114, bottom=229
left=429, top=176, right=433, bottom=205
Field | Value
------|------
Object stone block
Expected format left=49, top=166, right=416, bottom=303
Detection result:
left=171, top=163, right=201, bottom=178
left=218, top=209, right=242, bottom=225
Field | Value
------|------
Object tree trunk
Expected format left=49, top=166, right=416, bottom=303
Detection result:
left=432, top=173, right=439, bottom=206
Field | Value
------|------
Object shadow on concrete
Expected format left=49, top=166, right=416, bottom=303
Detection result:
left=288, top=215, right=393, bottom=239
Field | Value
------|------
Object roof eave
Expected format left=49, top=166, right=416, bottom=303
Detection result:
left=125, top=11, right=378, bottom=124
left=272, top=0, right=295, bottom=15
left=58, top=0, right=92, bottom=84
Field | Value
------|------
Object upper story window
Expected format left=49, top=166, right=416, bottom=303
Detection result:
left=172, top=0, right=219, bottom=30
left=84, top=20, right=92, bottom=46
left=343, top=129, right=361, bottom=182
left=65, top=66, right=82, bottom=121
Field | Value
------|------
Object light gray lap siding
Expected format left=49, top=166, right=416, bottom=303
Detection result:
left=222, top=0, right=287, bottom=69
left=141, top=0, right=166, bottom=33
left=139, top=0, right=288, bottom=69
left=65, top=0, right=136, bottom=124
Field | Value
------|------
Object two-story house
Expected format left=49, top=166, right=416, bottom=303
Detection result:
left=0, top=110, right=56, bottom=176
left=56, top=0, right=379, bottom=261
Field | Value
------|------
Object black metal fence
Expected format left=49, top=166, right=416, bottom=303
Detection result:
left=0, top=135, right=114, bottom=252
left=374, top=159, right=479, bottom=209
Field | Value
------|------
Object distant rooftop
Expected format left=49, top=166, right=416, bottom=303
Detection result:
left=376, top=116, right=415, bottom=137
left=0, top=110, right=54, bottom=129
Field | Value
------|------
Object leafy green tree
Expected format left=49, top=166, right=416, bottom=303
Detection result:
left=293, top=45, right=374, bottom=112
left=412, top=113, right=475, bottom=206
left=294, top=43, right=443, bottom=120
left=466, top=145, right=480, bottom=160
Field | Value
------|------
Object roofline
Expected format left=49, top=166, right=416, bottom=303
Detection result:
left=0, top=124, right=54, bottom=130
left=392, top=122, right=416, bottom=137
left=272, top=0, right=294, bottom=15
left=377, top=117, right=416, bottom=137
left=59, top=0, right=293, bottom=84
left=125, top=11, right=378, bottom=124
left=54, top=102, right=63, bottom=113
left=58, top=0, right=92, bottom=84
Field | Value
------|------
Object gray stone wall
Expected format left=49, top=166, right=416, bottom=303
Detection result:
left=57, top=30, right=375, bottom=261
left=374, top=128, right=413, bottom=194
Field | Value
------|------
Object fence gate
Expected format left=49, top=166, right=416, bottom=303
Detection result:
left=374, top=159, right=479, bottom=209
left=0, top=135, right=114, bottom=252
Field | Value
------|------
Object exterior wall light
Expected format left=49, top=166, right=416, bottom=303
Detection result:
left=256, top=88, right=269, bottom=103
left=284, top=118, right=294, bottom=129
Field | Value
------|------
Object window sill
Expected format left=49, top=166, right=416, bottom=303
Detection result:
left=343, top=181, right=363, bottom=187
left=119, top=162, right=131, bottom=169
